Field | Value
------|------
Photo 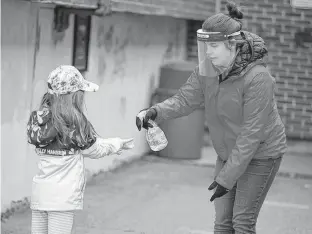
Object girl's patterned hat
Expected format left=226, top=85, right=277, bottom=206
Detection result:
left=47, top=65, right=99, bottom=95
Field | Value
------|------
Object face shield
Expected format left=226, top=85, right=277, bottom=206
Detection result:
left=197, top=29, right=241, bottom=78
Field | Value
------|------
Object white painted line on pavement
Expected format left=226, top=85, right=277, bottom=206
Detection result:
left=191, top=231, right=213, bottom=234
left=264, top=201, right=310, bottom=210
left=174, top=227, right=213, bottom=234
left=188, top=231, right=213, bottom=234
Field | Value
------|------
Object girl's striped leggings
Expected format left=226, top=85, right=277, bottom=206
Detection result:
left=31, top=210, right=74, bottom=234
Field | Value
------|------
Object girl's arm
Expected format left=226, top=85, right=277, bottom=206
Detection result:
left=81, top=137, right=134, bottom=159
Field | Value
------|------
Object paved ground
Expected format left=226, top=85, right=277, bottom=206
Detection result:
left=2, top=155, right=312, bottom=234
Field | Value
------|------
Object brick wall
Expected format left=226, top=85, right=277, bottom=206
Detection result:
left=188, top=0, right=312, bottom=140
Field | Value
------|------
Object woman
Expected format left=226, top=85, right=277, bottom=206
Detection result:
left=136, top=2, right=287, bottom=233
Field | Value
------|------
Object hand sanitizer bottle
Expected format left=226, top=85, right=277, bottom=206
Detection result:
left=146, top=120, right=168, bottom=151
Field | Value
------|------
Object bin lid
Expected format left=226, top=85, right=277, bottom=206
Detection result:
left=158, top=61, right=197, bottom=89
left=160, top=61, right=197, bottom=72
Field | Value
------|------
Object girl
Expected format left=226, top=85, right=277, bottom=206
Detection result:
left=27, top=65, right=134, bottom=234
left=136, top=1, right=287, bottom=233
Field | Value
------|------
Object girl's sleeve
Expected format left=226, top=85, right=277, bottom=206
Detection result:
left=81, top=137, right=124, bottom=159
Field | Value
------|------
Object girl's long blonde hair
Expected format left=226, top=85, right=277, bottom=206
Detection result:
left=40, top=91, right=97, bottom=147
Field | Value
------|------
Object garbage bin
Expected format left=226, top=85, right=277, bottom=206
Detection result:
left=151, top=61, right=205, bottom=160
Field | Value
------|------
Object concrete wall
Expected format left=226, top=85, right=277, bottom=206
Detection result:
left=1, top=0, right=39, bottom=214
left=1, top=0, right=187, bottom=211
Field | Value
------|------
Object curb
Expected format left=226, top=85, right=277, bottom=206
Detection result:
left=1, top=198, right=30, bottom=222
left=144, top=154, right=312, bottom=181
left=286, top=150, right=312, bottom=158
left=193, top=162, right=312, bottom=180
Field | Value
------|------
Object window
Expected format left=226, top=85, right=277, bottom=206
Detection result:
left=187, top=20, right=203, bottom=61
left=72, top=14, right=91, bottom=72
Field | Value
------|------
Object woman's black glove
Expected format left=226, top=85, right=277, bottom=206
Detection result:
left=208, top=181, right=229, bottom=202
left=136, top=108, right=157, bottom=131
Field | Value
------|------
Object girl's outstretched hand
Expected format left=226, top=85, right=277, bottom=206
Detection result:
left=116, top=138, right=134, bottom=155
left=121, top=138, right=135, bottom=150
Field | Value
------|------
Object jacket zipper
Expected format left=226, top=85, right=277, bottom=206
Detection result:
left=215, top=78, right=228, bottom=160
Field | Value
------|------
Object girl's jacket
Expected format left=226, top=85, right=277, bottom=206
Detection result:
left=152, top=31, right=287, bottom=190
left=27, top=108, right=125, bottom=211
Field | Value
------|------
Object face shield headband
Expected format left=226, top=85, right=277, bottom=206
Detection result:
left=196, top=29, right=241, bottom=42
